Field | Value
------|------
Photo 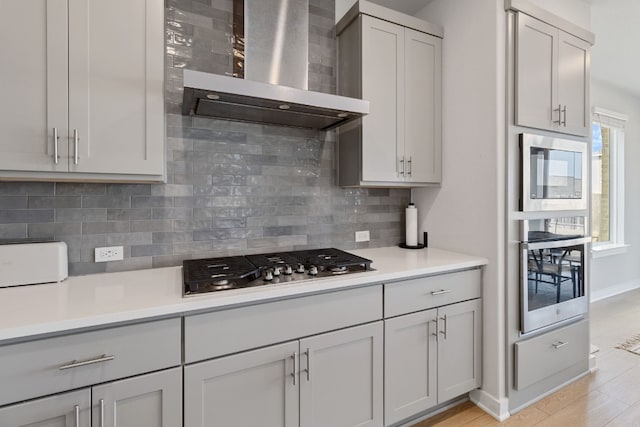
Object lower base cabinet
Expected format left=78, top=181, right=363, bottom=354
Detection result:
left=0, top=368, right=182, bottom=427
left=184, top=321, right=383, bottom=427
left=384, top=299, right=482, bottom=426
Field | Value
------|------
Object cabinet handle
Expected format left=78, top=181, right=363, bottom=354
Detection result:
left=53, top=127, right=60, bottom=164
left=73, top=129, right=79, bottom=165
left=552, top=341, right=568, bottom=349
left=304, top=348, right=311, bottom=381
left=430, top=319, right=438, bottom=341
left=553, top=104, right=562, bottom=124
left=292, top=352, right=298, bottom=385
left=74, top=405, right=80, bottom=427
left=407, top=156, right=412, bottom=177
left=439, top=315, right=448, bottom=340
left=99, top=399, right=105, bottom=427
left=562, top=105, right=567, bottom=127
left=431, top=289, right=452, bottom=295
left=59, top=354, right=115, bottom=370
left=399, top=157, right=405, bottom=177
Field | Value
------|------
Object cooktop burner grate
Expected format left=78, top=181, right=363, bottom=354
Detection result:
left=183, top=248, right=373, bottom=296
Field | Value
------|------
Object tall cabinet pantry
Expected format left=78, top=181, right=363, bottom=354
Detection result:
left=336, top=1, right=442, bottom=187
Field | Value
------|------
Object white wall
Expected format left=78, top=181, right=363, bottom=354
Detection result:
left=590, top=79, right=640, bottom=299
left=528, top=0, right=591, bottom=28
left=413, top=0, right=507, bottom=418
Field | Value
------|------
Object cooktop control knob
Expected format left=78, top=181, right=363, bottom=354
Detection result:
left=308, top=266, right=318, bottom=276
left=283, top=265, right=293, bottom=275
left=264, top=270, right=274, bottom=281
left=273, top=266, right=281, bottom=276
left=296, top=263, right=306, bottom=274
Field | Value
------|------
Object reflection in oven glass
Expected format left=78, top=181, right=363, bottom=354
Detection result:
left=527, top=246, right=584, bottom=311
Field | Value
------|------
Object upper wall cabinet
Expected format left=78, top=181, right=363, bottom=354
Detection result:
left=337, top=2, right=442, bottom=187
left=0, top=0, right=165, bottom=182
left=515, top=13, right=591, bottom=137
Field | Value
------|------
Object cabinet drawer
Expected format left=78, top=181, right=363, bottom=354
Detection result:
left=384, top=269, right=481, bottom=317
left=184, top=285, right=382, bottom=363
left=0, top=318, right=181, bottom=406
left=515, top=319, right=588, bottom=390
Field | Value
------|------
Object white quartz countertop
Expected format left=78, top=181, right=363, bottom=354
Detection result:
left=0, top=247, right=486, bottom=342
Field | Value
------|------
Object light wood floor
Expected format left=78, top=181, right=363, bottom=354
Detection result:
left=412, top=288, right=640, bottom=427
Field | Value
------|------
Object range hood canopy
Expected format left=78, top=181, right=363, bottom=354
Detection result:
left=180, top=0, right=369, bottom=131
left=182, top=70, right=369, bottom=131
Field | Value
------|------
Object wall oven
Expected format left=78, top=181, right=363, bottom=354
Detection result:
left=520, top=216, right=590, bottom=334
left=521, top=133, right=588, bottom=211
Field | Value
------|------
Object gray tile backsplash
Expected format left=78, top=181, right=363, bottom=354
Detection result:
left=0, top=0, right=409, bottom=276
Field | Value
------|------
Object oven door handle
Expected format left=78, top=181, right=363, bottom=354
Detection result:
left=522, top=236, right=591, bottom=251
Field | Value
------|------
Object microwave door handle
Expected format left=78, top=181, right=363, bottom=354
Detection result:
left=523, top=236, right=591, bottom=251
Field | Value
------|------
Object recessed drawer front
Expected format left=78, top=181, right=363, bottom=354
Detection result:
left=384, top=269, right=481, bottom=317
left=0, top=318, right=181, bottom=407
left=184, top=285, right=382, bottom=363
left=515, top=319, right=588, bottom=390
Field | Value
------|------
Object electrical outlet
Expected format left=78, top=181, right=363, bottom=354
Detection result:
left=95, top=246, right=124, bottom=263
left=355, top=230, right=370, bottom=242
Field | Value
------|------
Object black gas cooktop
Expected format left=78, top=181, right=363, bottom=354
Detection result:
left=182, top=248, right=373, bottom=296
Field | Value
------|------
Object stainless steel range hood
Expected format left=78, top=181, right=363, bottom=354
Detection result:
left=181, top=0, right=369, bottom=131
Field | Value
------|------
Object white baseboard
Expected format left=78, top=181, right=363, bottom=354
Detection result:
left=590, top=279, right=640, bottom=302
left=469, top=389, right=510, bottom=421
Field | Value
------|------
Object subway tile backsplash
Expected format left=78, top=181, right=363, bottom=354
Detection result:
left=0, top=0, right=409, bottom=275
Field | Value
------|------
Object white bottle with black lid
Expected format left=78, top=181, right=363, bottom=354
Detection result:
left=405, top=202, right=418, bottom=247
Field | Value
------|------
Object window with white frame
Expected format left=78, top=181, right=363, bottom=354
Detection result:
left=591, top=107, right=627, bottom=254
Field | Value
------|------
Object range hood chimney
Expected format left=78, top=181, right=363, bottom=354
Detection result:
left=181, top=0, right=369, bottom=131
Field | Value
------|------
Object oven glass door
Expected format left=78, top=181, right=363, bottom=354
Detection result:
left=521, top=237, right=590, bottom=333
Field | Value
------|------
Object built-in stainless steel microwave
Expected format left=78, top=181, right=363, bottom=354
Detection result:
left=520, top=133, right=588, bottom=212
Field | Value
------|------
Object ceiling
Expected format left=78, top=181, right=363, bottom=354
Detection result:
left=368, top=0, right=434, bottom=15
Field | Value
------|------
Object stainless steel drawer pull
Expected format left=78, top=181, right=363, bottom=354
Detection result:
left=552, top=341, right=568, bottom=349
left=407, top=156, right=412, bottom=177
left=562, top=105, right=567, bottom=126
left=74, top=405, right=80, bottom=427
left=59, top=354, right=115, bottom=370
left=99, top=399, right=105, bottom=427
left=553, top=104, right=562, bottom=124
left=431, top=289, right=452, bottom=295
left=73, top=129, right=79, bottom=165
left=304, top=348, right=311, bottom=381
left=292, top=352, right=298, bottom=385
left=53, top=127, right=60, bottom=164
left=430, top=319, right=438, bottom=341
left=399, top=157, right=405, bottom=177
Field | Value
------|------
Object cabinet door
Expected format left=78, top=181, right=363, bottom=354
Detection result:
left=361, top=15, right=404, bottom=183
left=300, top=322, right=383, bottom=427
left=184, top=341, right=299, bottom=427
left=437, top=299, right=482, bottom=402
left=515, top=13, right=558, bottom=132
left=92, top=367, right=181, bottom=427
left=384, top=310, right=437, bottom=427
left=68, top=0, right=164, bottom=176
left=0, top=0, right=69, bottom=172
left=0, top=389, right=90, bottom=427
left=558, top=31, right=590, bottom=137
left=404, top=29, right=442, bottom=184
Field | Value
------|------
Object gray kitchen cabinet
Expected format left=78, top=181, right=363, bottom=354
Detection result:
left=515, top=12, right=590, bottom=137
left=92, top=367, right=182, bottom=427
left=184, top=341, right=300, bottom=427
left=384, top=271, right=482, bottom=426
left=0, top=389, right=91, bottom=427
left=337, top=4, right=442, bottom=187
left=0, top=0, right=164, bottom=182
left=299, top=322, right=383, bottom=427
left=0, top=368, right=181, bottom=427
left=184, top=321, right=383, bottom=427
